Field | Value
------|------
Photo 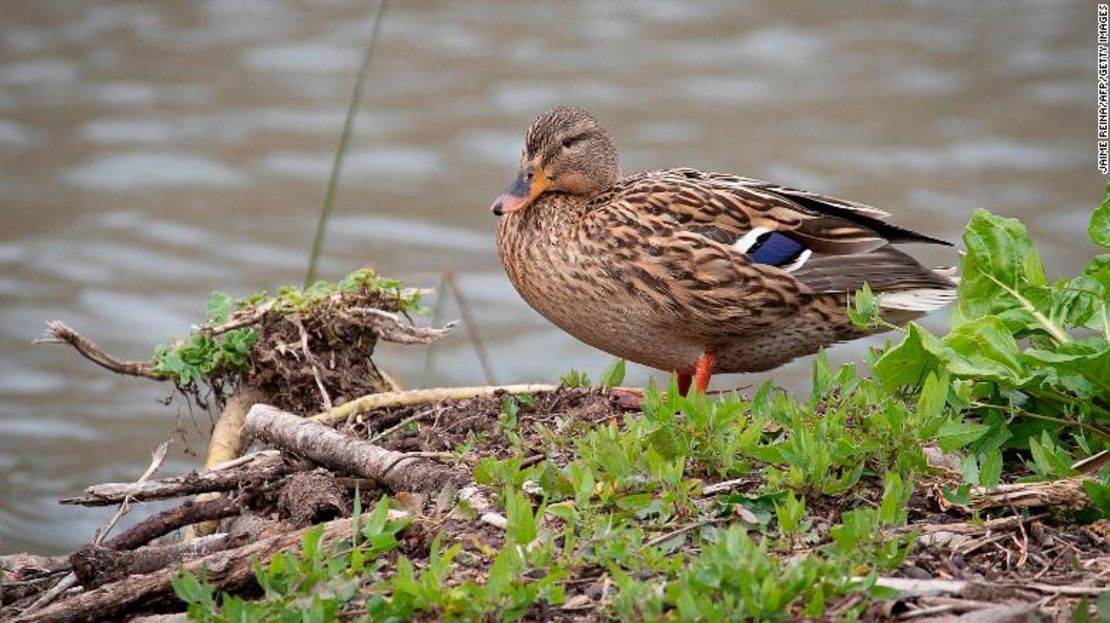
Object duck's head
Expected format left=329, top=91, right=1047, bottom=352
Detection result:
left=491, top=106, right=620, bottom=216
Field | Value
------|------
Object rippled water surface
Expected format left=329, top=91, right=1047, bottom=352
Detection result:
left=0, top=0, right=1102, bottom=553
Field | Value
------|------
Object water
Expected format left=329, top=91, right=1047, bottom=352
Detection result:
left=0, top=0, right=1101, bottom=554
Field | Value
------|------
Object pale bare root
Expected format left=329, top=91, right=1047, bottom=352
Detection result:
left=307, top=384, right=561, bottom=426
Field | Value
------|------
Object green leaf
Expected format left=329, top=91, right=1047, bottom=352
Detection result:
left=979, top=448, right=1003, bottom=488
left=873, top=323, right=944, bottom=390
left=941, top=316, right=1024, bottom=382
left=1082, top=480, right=1110, bottom=518
left=204, top=291, right=236, bottom=323
left=955, top=209, right=1049, bottom=326
left=599, top=358, right=626, bottom=388
left=1092, top=184, right=1110, bottom=248
left=959, top=454, right=979, bottom=486
left=936, top=420, right=989, bottom=452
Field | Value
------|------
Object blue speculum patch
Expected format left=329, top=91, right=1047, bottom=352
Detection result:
left=747, top=232, right=806, bottom=267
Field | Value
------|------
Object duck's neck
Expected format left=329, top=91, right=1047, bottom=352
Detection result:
left=496, top=194, right=594, bottom=281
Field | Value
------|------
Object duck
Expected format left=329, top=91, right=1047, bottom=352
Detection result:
left=491, top=105, right=957, bottom=395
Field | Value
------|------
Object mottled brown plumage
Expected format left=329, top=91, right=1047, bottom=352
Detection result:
left=491, top=106, right=956, bottom=388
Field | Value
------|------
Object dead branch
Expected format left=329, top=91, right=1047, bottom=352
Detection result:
left=871, top=575, right=1110, bottom=598
left=60, top=454, right=290, bottom=506
left=1, top=554, right=68, bottom=575
left=14, top=511, right=408, bottom=623
left=244, top=404, right=467, bottom=494
left=96, top=441, right=171, bottom=546
left=308, top=384, right=560, bottom=427
left=71, top=534, right=240, bottom=589
left=971, top=477, right=1092, bottom=511
left=102, top=496, right=244, bottom=552
left=36, top=321, right=163, bottom=380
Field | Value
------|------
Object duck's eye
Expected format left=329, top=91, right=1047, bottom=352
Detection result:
left=561, top=133, right=587, bottom=149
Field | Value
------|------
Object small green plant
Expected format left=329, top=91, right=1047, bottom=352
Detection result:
left=560, top=368, right=592, bottom=388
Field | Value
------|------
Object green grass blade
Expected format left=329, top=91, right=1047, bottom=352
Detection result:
left=304, top=0, right=390, bottom=288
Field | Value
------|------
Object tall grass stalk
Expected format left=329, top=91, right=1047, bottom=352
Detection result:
left=304, top=0, right=390, bottom=288
left=420, top=273, right=451, bottom=387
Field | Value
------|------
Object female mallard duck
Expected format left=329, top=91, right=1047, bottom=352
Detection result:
left=491, top=106, right=957, bottom=395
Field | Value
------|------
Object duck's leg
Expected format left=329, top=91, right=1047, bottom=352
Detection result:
left=676, top=373, right=692, bottom=396
left=693, top=350, right=717, bottom=394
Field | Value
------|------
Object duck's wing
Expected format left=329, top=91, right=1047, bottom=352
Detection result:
left=590, top=169, right=956, bottom=311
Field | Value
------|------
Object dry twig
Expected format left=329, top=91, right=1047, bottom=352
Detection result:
left=35, top=321, right=162, bottom=380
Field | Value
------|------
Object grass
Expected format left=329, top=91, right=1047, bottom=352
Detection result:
left=171, top=193, right=1109, bottom=620
left=303, top=0, right=391, bottom=288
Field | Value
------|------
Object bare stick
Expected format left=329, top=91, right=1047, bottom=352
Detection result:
left=308, top=384, right=560, bottom=427
left=95, top=441, right=171, bottom=546
left=17, top=574, right=78, bottom=620
left=970, top=477, right=1092, bottom=511
left=61, top=454, right=289, bottom=506
left=102, top=496, right=243, bottom=552
left=368, top=407, right=433, bottom=443
left=445, top=271, right=495, bottom=385
left=245, top=404, right=466, bottom=494
left=869, top=576, right=1110, bottom=598
left=36, top=321, right=163, bottom=380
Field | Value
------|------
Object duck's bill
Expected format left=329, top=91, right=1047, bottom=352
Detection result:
left=490, top=167, right=550, bottom=215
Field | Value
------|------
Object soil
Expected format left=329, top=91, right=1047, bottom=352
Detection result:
left=4, top=388, right=1106, bottom=621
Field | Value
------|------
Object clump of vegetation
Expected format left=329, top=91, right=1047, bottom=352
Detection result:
left=152, top=267, right=424, bottom=411
left=168, top=195, right=1109, bottom=620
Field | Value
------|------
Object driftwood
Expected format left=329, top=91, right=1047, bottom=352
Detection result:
left=15, top=511, right=408, bottom=623
left=70, top=534, right=239, bottom=589
left=970, top=477, right=1092, bottom=511
left=245, top=404, right=468, bottom=494
left=102, top=496, right=245, bottom=552
left=60, top=454, right=290, bottom=506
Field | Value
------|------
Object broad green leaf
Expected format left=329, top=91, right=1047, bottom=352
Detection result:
left=954, top=209, right=1049, bottom=327
left=941, top=316, right=1024, bottom=382
left=873, top=323, right=944, bottom=390
left=936, top=420, right=990, bottom=452
left=1049, top=275, right=1105, bottom=330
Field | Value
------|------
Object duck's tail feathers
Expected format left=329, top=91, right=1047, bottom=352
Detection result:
left=878, top=285, right=959, bottom=312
